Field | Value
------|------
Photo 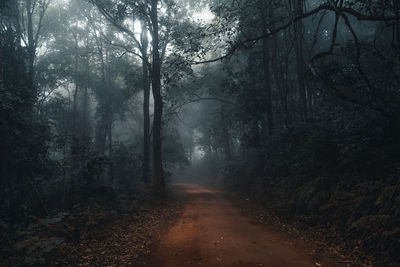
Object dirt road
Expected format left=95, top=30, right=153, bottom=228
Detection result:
left=147, top=184, right=348, bottom=267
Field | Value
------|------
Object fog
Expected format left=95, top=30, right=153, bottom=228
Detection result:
left=1, top=0, right=400, bottom=265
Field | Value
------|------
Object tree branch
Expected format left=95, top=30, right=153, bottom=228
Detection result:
left=191, top=3, right=400, bottom=65
left=89, top=0, right=143, bottom=52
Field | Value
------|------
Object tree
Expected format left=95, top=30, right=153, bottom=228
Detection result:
left=141, top=20, right=151, bottom=185
left=149, top=0, right=164, bottom=194
left=19, top=0, right=50, bottom=94
left=90, top=0, right=165, bottom=190
left=0, top=0, right=51, bottom=220
left=90, top=0, right=198, bottom=194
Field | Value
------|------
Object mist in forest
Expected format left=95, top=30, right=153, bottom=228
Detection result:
left=1, top=0, right=400, bottom=266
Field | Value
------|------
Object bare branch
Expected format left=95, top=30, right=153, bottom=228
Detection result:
left=89, top=0, right=143, bottom=52
left=33, top=0, right=50, bottom=49
left=191, top=3, right=400, bottom=65
left=168, top=97, right=237, bottom=116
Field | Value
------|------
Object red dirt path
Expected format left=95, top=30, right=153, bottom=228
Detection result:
left=146, top=184, right=349, bottom=267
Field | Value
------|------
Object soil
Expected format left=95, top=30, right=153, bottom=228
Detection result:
left=9, top=183, right=361, bottom=266
left=145, top=184, right=352, bottom=267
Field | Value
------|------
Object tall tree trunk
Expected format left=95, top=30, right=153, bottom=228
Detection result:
left=68, top=38, right=79, bottom=211
left=108, top=116, right=113, bottom=183
left=83, top=85, right=89, bottom=137
left=72, top=36, right=79, bottom=141
left=293, top=0, right=308, bottom=120
left=82, top=32, right=90, bottom=138
left=283, top=30, right=292, bottom=127
left=188, top=128, right=194, bottom=164
left=141, top=21, right=151, bottom=185
left=106, top=50, right=113, bottom=183
left=96, top=42, right=107, bottom=154
left=261, top=10, right=274, bottom=136
left=271, top=33, right=284, bottom=128
left=11, top=1, right=23, bottom=78
left=150, top=0, right=165, bottom=195
left=26, top=0, right=35, bottom=94
left=307, top=85, right=313, bottom=114
left=0, top=30, right=3, bottom=89
left=269, top=7, right=288, bottom=130
left=394, top=0, right=400, bottom=60
left=220, top=107, right=232, bottom=161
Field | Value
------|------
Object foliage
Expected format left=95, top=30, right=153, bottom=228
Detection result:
left=1, top=0, right=400, bottom=264
left=0, top=17, right=51, bottom=221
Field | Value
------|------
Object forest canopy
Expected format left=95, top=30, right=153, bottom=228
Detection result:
left=1, top=0, right=400, bottom=265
